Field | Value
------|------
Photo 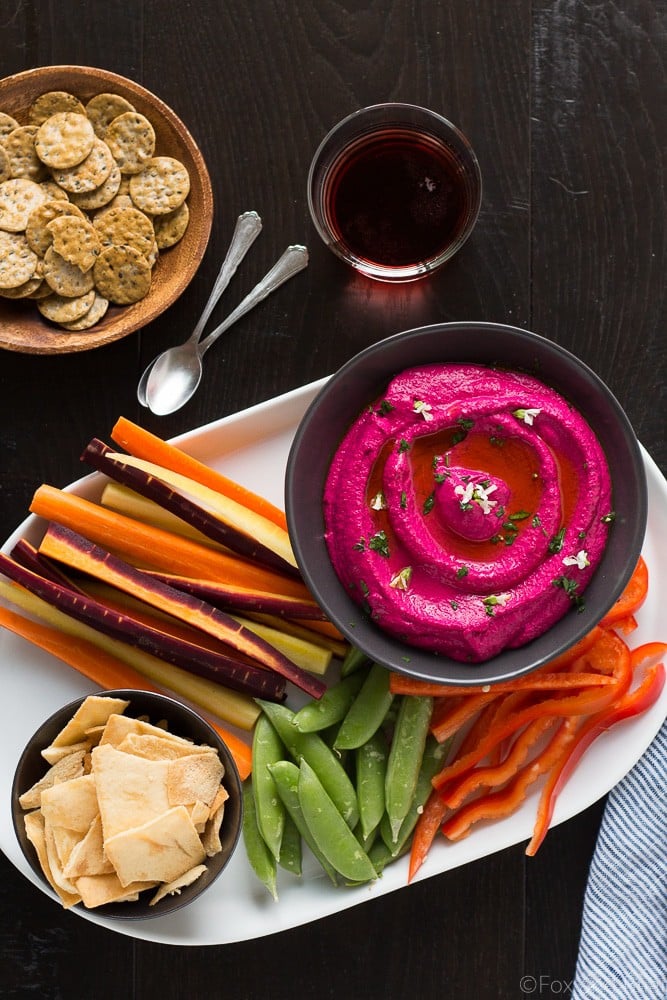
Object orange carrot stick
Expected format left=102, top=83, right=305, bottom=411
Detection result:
left=0, top=604, right=252, bottom=779
left=111, top=417, right=288, bottom=531
left=30, top=485, right=309, bottom=600
left=408, top=789, right=448, bottom=883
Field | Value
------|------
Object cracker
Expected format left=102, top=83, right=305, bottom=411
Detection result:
left=0, top=144, right=10, bottom=184
left=93, top=204, right=154, bottom=258
left=94, top=193, right=134, bottom=219
left=29, top=91, right=86, bottom=125
left=40, top=179, right=70, bottom=201
left=0, top=231, right=38, bottom=287
left=38, top=287, right=96, bottom=323
left=47, top=215, right=101, bottom=272
left=70, top=159, right=121, bottom=210
left=0, top=111, right=20, bottom=139
left=0, top=177, right=46, bottom=232
left=26, top=200, right=85, bottom=256
left=35, top=111, right=95, bottom=169
left=3, top=125, right=48, bottom=182
left=43, top=245, right=95, bottom=296
left=105, top=112, right=155, bottom=175
left=92, top=244, right=152, bottom=304
left=85, top=92, right=136, bottom=138
left=0, top=270, right=45, bottom=299
left=129, top=156, right=190, bottom=215
left=50, top=137, right=114, bottom=194
left=153, top=200, right=189, bottom=249
left=59, top=291, right=109, bottom=330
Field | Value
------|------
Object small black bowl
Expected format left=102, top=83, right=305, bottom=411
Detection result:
left=286, top=322, right=647, bottom=685
left=11, top=689, right=243, bottom=919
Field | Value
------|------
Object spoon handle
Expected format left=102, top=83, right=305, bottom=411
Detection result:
left=188, top=210, right=263, bottom=343
left=198, top=245, right=309, bottom=354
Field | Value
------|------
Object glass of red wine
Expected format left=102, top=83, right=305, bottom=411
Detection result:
left=308, top=103, right=482, bottom=282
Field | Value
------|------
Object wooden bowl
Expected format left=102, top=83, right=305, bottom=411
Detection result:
left=0, top=65, right=213, bottom=355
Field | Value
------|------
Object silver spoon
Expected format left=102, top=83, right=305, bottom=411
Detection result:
left=143, top=244, right=309, bottom=415
left=137, top=210, right=263, bottom=407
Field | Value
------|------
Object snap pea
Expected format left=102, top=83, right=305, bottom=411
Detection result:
left=340, top=644, right=371, bottom=677
left=292, top=669, right=367, bottom=733
left=334, top=662, right=394, bottom=750
left=356, top=728, right=389, bottom=841
left=251, top=712, right=286, bottom=861
left=385, top=694, right=433, bottom=840
left=277, top=809, right=302, bottom=876
left=381, top=733, right=451, bottom=856
left=242, top=779, right=277, bottom=900
left=298, top=759, right=377, bottom=884
left=269, top=760, right=338, bottom=886
left=256, top=699, right=359, bottom=829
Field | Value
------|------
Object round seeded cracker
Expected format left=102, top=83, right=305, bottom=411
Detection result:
left=93, top=205, right=155, bottom=258
left=3, top=125, right=48, bottom=182
left=105, top=112, right=155, bottom=175
left=59, top=291, right=109, bottom=330
left=0, top=144, right=10, bottom=185
left=0, top=178, right=47, bottom=232
left=43, top=245, right=95, bottom=297
left=85, top=93, right=136, bottom=138
left=153, top=200, right=189, bottom=249
left=129, top=156, right=190, bottom=215
left=35, top=112, right=95, bottom=169
left=0, top=112, right=20, bottom=140
left=46, top=215, right=101, bottom=272
left=38, top=288, right=96, bottom=323
left=69, top=159, right=121, bottom=210
left=50, top=137, right=114, bottom=194
left=0, top=231, right=38, bottom=288
left=29, top=91, right=86, bottom=125
left=25, top=200, right=86, bottom=256
left=93, top=244, right=152, bottom=304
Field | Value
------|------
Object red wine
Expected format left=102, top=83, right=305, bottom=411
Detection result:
left=323, top=128, right=475, bottom=269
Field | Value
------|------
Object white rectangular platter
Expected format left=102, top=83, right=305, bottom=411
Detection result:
left=1, top=378, right=666, bottom=946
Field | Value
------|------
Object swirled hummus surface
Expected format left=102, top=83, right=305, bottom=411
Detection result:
left=323, top=363, right=613, bottom=662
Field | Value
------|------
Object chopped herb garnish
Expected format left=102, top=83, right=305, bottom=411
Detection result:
left=509, top=510, right=531, bottom=521
left=458, top=417, right=474, bottom=431
left=398, top=438, right=410, bottom=453
left=423, top=492, right=435, bottom=515
left=359, top=580, right=370, bottom=597
left=450, top=600, right=459, bottom=611
left=490, top=533, right=503, bottom=544
left=368, top=531, right=390, bottom=557
left=548, top=527, right=566, bottom=554
left=434, top=472, right=449, bottom=483
left=456, top=566, right=469, bottom=578
left=601, top=511, right=616, bottom=523
left=400, top=490, right=407, bottom=509
left=552, top=574, right=586, bottom=612
left=489, top=434, right=504, bottom=447
left=376, top=399, right=394, bottom=415
left=353, top=537, right=365, bottom=551
left=531, top=514, right=542, bottom=527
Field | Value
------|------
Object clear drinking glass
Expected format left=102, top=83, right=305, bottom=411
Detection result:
left=307, top=103, right=482, bottom=283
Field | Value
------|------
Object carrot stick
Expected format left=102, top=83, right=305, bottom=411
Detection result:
left=430, top=690, right=498, bottom=743
left=0, top=604, right=253, bottom=779
left=111, top=417, right=288, bottom=531
left=30, top=485, right=309, bottom=600
left=391, top=671, right=616, bottom=698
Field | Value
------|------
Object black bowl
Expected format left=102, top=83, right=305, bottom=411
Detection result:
left=286, top=322, right=647, bottom=685
left=11, top=689, right=243, bottom=919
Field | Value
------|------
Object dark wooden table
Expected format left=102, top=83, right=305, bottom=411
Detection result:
left=1, top=2, right=664, bottom=997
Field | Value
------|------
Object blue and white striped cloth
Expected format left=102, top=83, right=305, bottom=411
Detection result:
left=572, top=718, right=666, bottom=999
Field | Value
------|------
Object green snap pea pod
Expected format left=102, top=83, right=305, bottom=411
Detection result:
left=242, top=779, right=277, bottom=900
left=340, top=644, right=371, bottom=677
left=292, top=669, right=367, bottom=733
left=269, top=760, right=338, bottom=886
left=251, top=712, right=286, bottom=861
left=334, top=662, right=394, bottom=750
left=385, top=695, right=433, bottom=840
left=277, top=809, right=302, bottom=876
left=381, top=733, right=452, bottom=856
left=298, top=759, right=377, bottom=884
left=356, top=728, right=389, bottom=841
left=256, top=699, right=359, bottom=829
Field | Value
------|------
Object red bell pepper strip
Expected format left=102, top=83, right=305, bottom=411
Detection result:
left=430, top=690, right=498, bottom=742
left=432, top=630, right=633, bottom=791
left=599, top=555, right=648, bottom=627
left=440, top=716, right=581, bottom=842
left=525, top=643, right=666, bottom=856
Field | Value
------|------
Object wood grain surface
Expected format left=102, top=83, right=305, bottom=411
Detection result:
left=0, top=1, right=664, bottom=997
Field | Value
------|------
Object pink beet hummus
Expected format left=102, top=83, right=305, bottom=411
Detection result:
left=323, top=363, right=613, bottom=662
